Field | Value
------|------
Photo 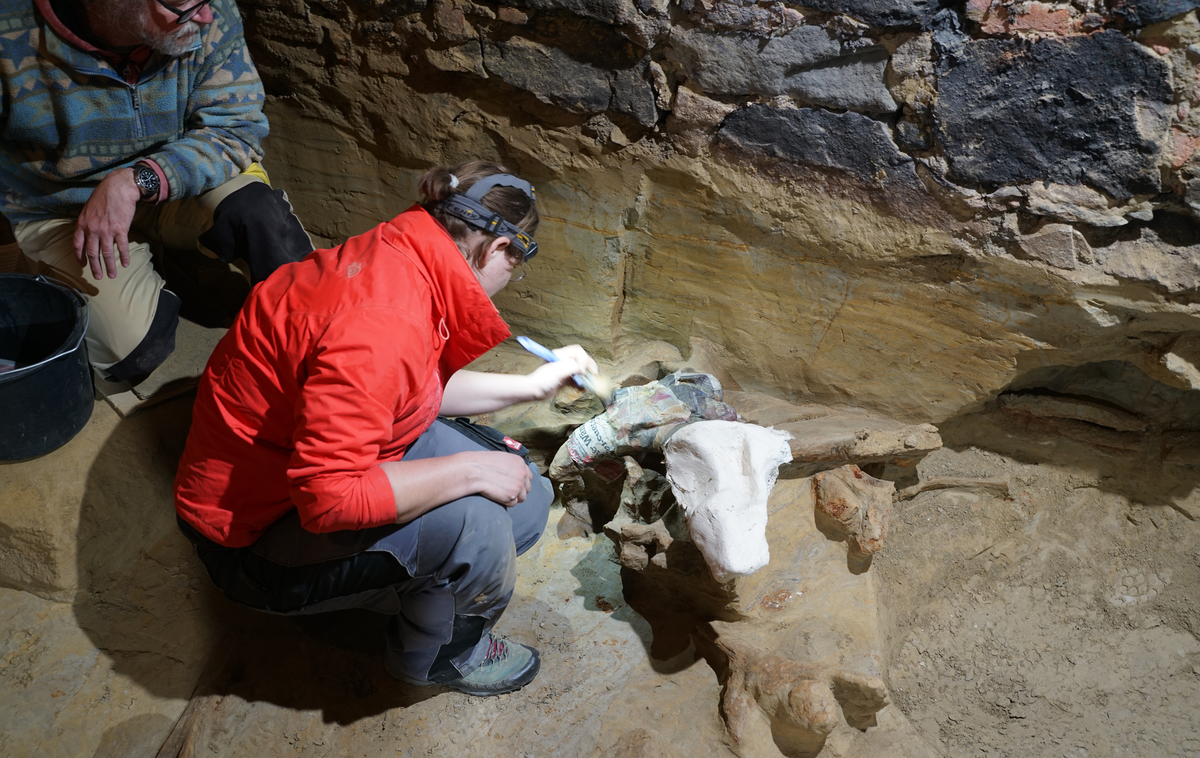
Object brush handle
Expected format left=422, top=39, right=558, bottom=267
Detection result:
left=516, top=336, right=588, bottom=390
left=516, top=336, right=560, bottom=364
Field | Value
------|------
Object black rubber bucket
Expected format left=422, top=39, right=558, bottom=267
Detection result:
left=0, top=274, right=92, bottom=460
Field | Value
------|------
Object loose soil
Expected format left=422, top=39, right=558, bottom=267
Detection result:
left=876, top=430, right=1200, bottom=758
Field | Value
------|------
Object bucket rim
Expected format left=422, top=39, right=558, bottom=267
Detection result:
left=0, top=273, right=90, bottom=383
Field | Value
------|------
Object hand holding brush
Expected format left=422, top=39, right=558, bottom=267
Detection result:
left=516, top=336, right=615, bottom=404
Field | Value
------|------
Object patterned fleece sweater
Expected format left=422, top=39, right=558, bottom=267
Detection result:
left=0, top=0, right=268, bottom=224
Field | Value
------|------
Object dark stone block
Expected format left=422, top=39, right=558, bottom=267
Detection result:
left=611, top=63, right=659, bottom=127
left=666, top=26, right=840, bottom=96
left=930, top=6, right=967, bottom=72
left=666, top=27, right=896, bottom=113
left=719, top=105, right=920, bottom=186
left=1112, top=0, right=1200, bottom=28
left=521, top=14, right=646, bottom=70
left=506, top=0, right=640, bottom=29
left=482, top=37, right=613, bottom=115
left=799, top=0, right=939, bottom=28
left=936, top=31, right=1172, bottom=199
left=896, top=119, right=932, bottom=152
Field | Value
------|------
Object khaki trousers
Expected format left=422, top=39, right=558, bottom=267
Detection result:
left=13, top=174, right=269, bottom=373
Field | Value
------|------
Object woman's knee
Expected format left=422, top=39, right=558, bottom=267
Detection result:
left=415, top=496, right=516, bottom=578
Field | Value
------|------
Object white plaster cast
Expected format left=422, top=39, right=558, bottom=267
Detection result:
left=664, top=420, right=793, bottom=582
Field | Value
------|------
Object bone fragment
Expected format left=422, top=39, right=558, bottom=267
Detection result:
left=997, top=392, right=1146, bottom=432
left=699, top=624, right=889, bottom=755
left=813, top=464, right=895, bottom=556
left=618, top=521, right=673, bottom=572
left=894, top=476, right=1011, bottom=502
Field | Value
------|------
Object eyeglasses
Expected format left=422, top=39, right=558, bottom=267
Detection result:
left=153, top=0, right=215, bottom=25
left=509, top=263, right=528, bottom=283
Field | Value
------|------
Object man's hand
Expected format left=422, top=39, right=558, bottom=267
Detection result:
left=74, top=168, right=141, bottom=280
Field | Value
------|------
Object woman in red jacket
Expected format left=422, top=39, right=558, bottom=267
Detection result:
left=174, top=161, right=597, bottom=696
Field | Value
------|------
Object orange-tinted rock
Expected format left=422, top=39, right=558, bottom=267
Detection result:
left=813, top=464, right=895, bottom=556
left=1172, top=127, right=1198, bottom=169
left=496, top=5, right=528, bottom=24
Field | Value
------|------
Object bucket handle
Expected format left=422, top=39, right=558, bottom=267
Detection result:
left=6, top=275, right=92, bottom=376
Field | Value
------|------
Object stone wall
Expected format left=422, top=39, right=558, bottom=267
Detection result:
left=239, top=0, right=1200, bottom=422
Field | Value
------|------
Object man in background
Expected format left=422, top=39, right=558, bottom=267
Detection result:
left=0, top=0, right=312, bottom=384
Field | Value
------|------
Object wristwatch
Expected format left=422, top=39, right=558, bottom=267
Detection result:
left=132, top=162, right=160, bottom=203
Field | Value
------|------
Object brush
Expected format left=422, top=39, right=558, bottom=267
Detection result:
left=516, top=336, right=616, bottom=404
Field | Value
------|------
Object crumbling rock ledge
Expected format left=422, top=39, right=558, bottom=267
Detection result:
left=726, top=390, right=942, bottom=478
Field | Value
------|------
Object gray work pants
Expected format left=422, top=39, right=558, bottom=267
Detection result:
left=179, top=420, right=552, bottom=683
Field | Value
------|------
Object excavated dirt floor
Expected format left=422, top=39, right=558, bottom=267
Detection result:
left=877, top=432, right=1200, bottom=758
left=0, top=395, right=731, bottom=757
left=3, top=390, right=1200, bottom=757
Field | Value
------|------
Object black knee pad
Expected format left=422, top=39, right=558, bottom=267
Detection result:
left=104, top=288, right=180, bottom=383
left=199, top=181, right=312, bottom=284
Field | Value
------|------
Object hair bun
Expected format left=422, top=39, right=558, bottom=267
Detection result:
left=418, top=166, right=458, bottom=203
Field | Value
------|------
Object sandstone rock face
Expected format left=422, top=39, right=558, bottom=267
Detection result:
left=240, top=0, right=1200, bottom=426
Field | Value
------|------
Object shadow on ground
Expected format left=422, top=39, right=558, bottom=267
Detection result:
left=67, top=255, right=448, bottom=754
left=938, top=359, right=1200, bottom=511
left=68, top=395, right=441, bottom=753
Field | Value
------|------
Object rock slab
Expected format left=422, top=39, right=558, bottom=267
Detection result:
left=720, top=105, right=919, bottom=185
left=666, top=27, right=896, bottom=113
left=937, top=31, right=1172, bottom=199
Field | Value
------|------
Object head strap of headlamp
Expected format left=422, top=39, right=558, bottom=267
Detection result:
left=441, top=174, right=538, bottom=262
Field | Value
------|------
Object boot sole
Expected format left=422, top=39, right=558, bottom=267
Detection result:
left=443, top=650, right=541, bottom=697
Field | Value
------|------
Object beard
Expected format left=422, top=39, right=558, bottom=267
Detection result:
left=85, top=0, right=202, bottom=58
left=142, top=20, right=202, bottom=57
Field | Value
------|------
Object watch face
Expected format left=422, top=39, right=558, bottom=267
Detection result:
left=135, top=165, right=160, bottom=199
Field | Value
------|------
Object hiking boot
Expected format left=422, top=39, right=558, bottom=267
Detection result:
left=441, top=634, right=540, bottom=696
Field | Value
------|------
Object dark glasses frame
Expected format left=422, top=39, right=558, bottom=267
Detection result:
left=153, top=0, right=215, bottom=25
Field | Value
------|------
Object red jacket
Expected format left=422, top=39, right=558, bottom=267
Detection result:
left=174, top=207, right=511, bottom=547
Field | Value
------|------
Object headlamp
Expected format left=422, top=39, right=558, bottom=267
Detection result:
left=441, top=174, right=538, bottom=261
